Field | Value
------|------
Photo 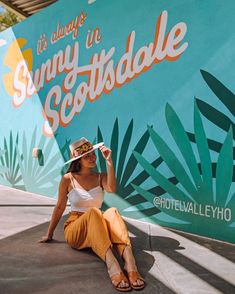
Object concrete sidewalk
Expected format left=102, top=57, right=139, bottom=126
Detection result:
left=0, top=185, right=235, bottom=294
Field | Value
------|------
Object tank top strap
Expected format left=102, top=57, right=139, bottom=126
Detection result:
left=69, top=173, right=76, bottom=189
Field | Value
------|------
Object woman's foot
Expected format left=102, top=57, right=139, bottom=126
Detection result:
left=127, top=271, right=145, bottom=290
left=110, top=272, right=132, bottom=292
left=123, top=246, right=145, bottom=290
left=106, top=248, right=131, bottom=292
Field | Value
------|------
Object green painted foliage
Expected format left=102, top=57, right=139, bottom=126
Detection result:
left=0, top=149, right=9, bottom=181
left=16, top=128, right=62, bottom=196
left=95, top=118, right=179, bottom=218
left=188, top=70, right=235, bottom=181
left=133, top=103, right=234, bottom=242
left=60, top=138, right=72, bottom=175
left=0, top=129, right=70, bottom=196
left=0, top=132, right=23, bottom=188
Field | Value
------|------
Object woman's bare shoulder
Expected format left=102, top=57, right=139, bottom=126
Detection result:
left=61, top=173, right=71, bottom=184
left=63, top=172, right=71, bottom=179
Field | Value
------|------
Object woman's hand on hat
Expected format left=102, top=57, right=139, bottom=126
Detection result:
left=99, top=145, right=112, bottom=164
left=73, top=150, right=79, bottom=158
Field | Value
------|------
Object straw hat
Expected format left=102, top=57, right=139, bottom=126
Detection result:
left=64, top=137, right=104, bottom=165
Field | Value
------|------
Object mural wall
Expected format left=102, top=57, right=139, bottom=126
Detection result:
left=0, top=0, right=234, bottom=243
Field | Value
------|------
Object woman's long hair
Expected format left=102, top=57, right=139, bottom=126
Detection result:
left=66, top=159, right=81, bottom=173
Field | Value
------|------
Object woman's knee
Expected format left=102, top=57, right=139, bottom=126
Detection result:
left=106, top=207, right=119, bottom=214
left=105, top=207, right=120, bottom=217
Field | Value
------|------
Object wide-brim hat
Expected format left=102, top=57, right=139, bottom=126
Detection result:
left=64, top=137, right=104, bottom=165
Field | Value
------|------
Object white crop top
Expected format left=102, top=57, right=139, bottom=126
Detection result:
left=67, top=173, right=104, bottom=212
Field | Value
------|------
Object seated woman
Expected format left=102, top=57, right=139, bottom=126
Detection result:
left=39, top=137, right=145, bottom=292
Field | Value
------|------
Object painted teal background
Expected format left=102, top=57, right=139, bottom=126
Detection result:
left=0, top=0, right=234, bottom=243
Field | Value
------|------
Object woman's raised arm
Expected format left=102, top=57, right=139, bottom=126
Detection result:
left=99, top=145, right=116, bottom=193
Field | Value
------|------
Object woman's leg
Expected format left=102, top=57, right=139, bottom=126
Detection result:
left=122, top=246, right=145, bottom=289
left=65, top=208, right=111, bottom=260
left=103, top=208, right=145, bottom=290
left=105, top=248, right=131, bottom=291
left=65, top=208, right=131, bottom=291
left=103, top=207, right=131, bottom=257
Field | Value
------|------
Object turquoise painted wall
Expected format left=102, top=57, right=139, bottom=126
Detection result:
left=0, top=0, right=234, bottom=243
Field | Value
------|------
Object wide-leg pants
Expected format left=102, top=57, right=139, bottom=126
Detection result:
left=64, top=207, right=131, bottom=261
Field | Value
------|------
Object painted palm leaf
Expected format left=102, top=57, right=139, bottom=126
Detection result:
left=126, top=176, right=178, bottom=206
left=0, top=159, right=9, bottom=174
left=188, top=70, right=235, bottom=184
left=133, top=148, right=195, bottom=204
left=120, top=126, right=150, bottom=189
left=96, top=118, right=163, bottom=217
left=0, top=151, right=10, bottom=185
left=133, top=103, right=234, bottom=242
left=226, top=192, right=235, bottom=210
left=187, top=69, right=235, bottom=199
left=196, top=98, right=235, bottom=137
left=194, top=101, right=213, bottom=203
left=187, top=132, right=235, bottom=181
left=200, top=70, right=235, bottom=115
left=116, top=119, right=133, bottom=183
left=97, top=127, right=106, bottom=173
left=61, top=139, right=71, bottom=160
left=0, top=150, right=8, bottom=174
left=215, top=127, right=233, bottom=207
left=132, top=184, right=192, bottom=222
left=123, top=157, right=167, bottom=196
left=165, top=103, right=204, bottom=200
left=0, top=166, right=8, bottom=173
left=16, top=127, right=62, bottom=196
left=147, top=125, right=198, bottom=200
left=60, top=139, right=72, bottom=175
left=0, top=132, right=23, bottom=188
left=187, top=133, right=235, bottom=160
left=110, top=118, right=119, bottom=171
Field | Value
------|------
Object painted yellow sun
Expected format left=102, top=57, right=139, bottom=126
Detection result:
left=3, top=38, right=33, bottom=101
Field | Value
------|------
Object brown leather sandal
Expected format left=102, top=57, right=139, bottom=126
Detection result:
left=111, top=272, right=132, bottom=292
left=127, top=271, right=145, bottom=290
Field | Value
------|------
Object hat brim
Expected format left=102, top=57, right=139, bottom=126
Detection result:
left=64, top=142, right=104, bottom=165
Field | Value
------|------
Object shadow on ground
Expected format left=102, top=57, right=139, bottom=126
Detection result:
left=0, top=215, right=174, bottom=294
left=0, top=215, right=234, bottom=294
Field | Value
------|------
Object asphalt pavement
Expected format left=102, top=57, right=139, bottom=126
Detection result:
left=0, top=185, right=234, bottom=294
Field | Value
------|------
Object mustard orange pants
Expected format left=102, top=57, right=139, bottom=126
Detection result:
left=64, top=207, right=131, bottom=261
